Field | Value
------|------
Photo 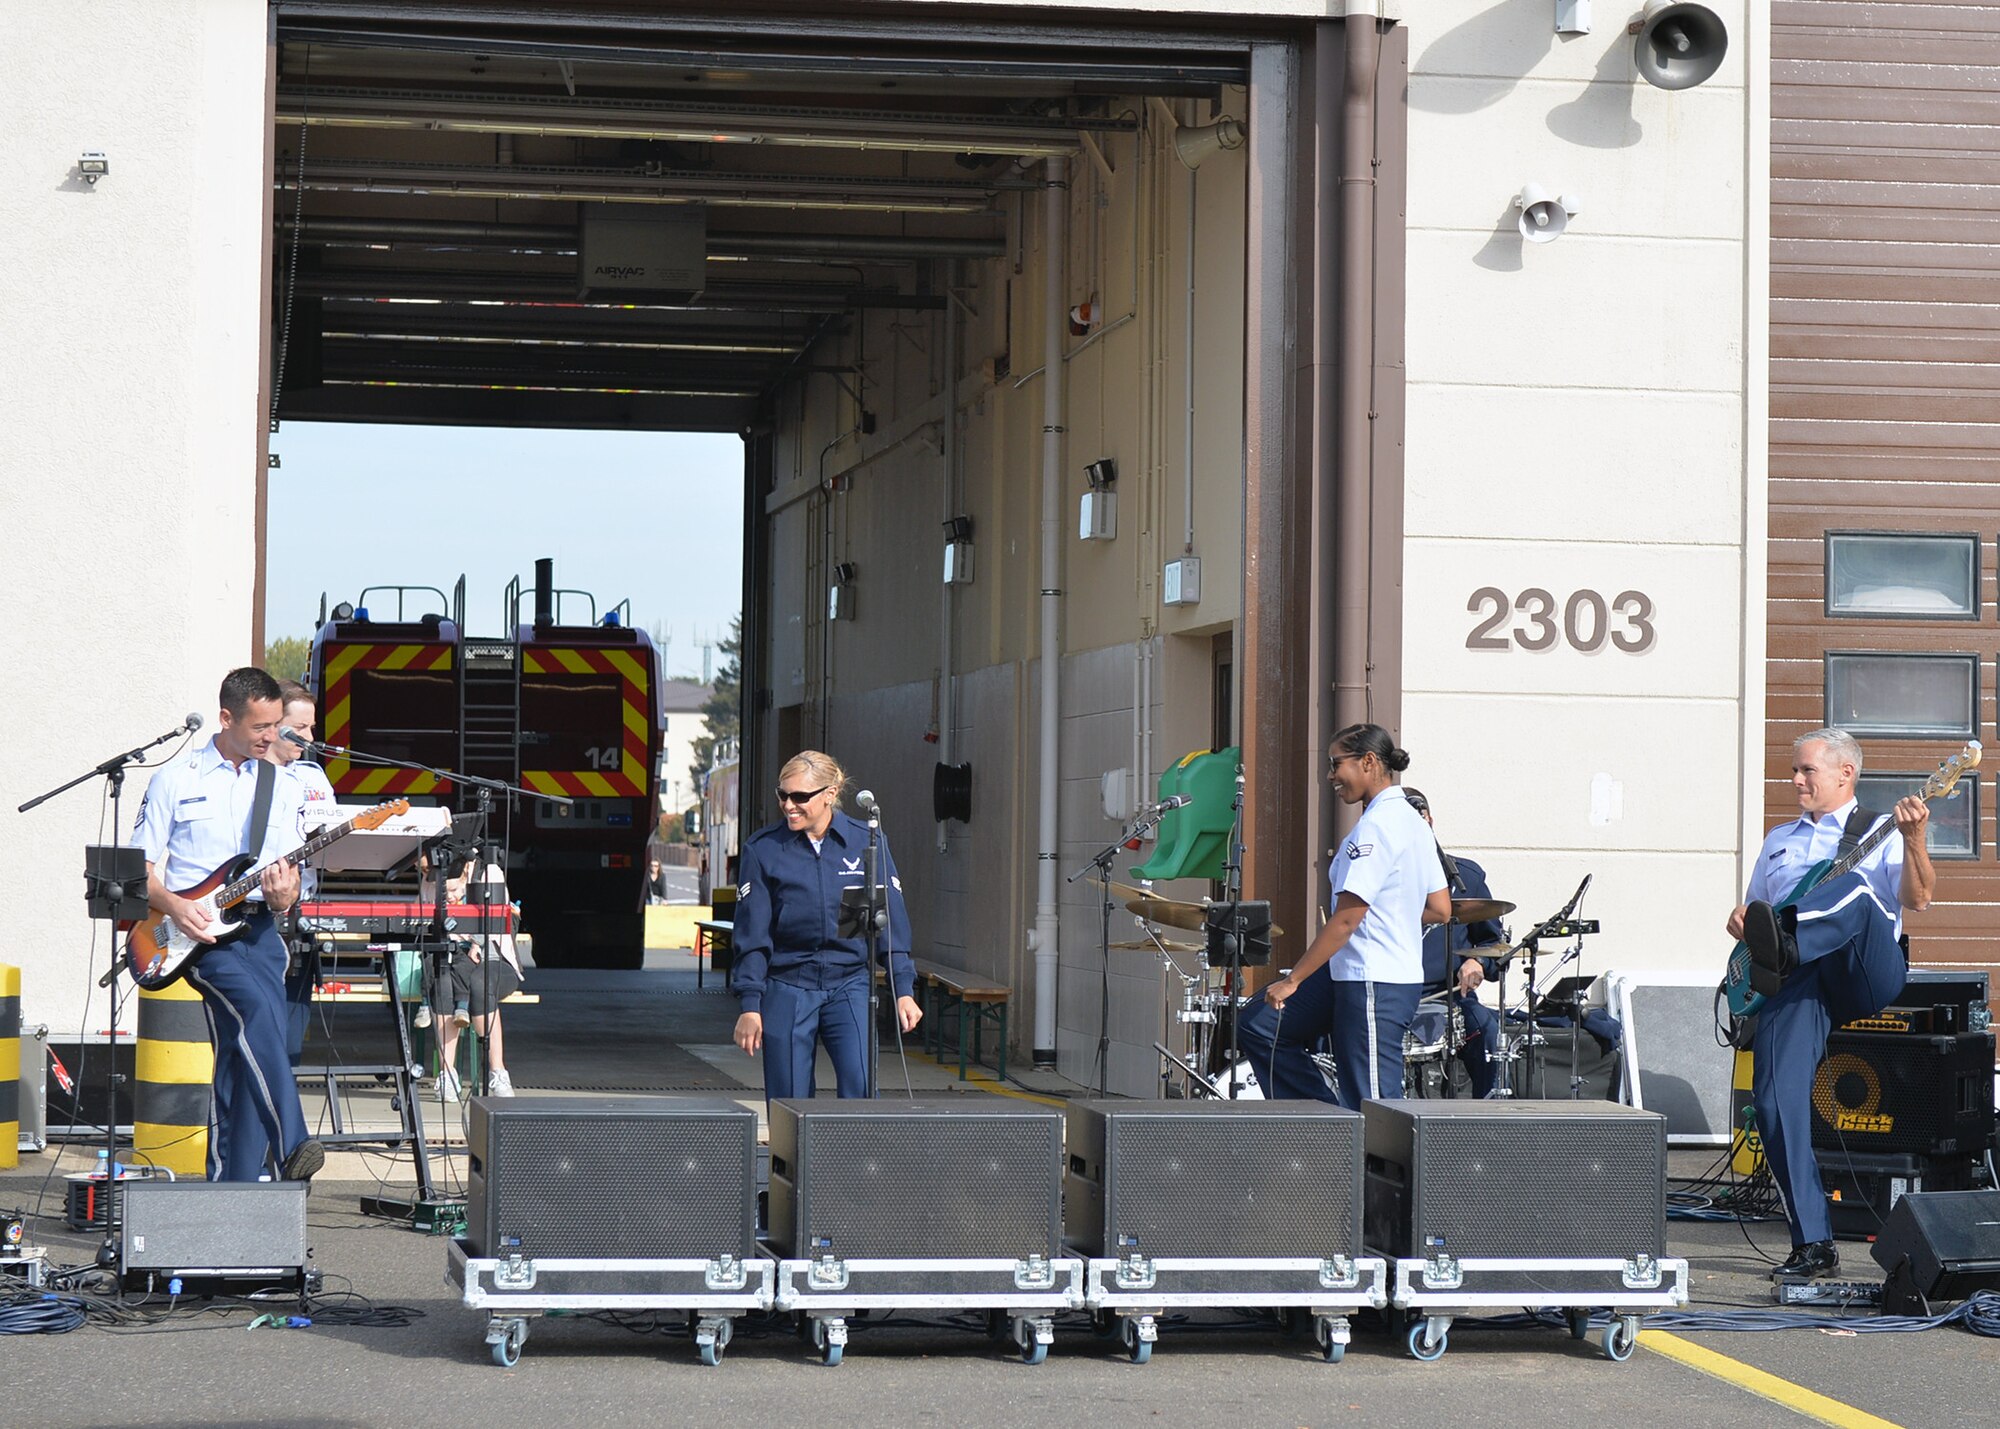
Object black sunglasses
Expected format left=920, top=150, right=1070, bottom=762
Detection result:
left=776, top=785, right=830, bottom=807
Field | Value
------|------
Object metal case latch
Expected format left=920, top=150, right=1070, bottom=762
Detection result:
left=1318, top=1255, right=1358, bottom=1290
left=1112, top=1252, right=1156, bottom=1290
left=495, top=1254, right=537, bottom=1290
left=1421, top=1250, right=1462, bottom=1290
left=1015, top=1254, right=1057, bottom=1290
left=705, top=1253, right=748, bottom=1291
left=807, top=1254, right=850, bottom=1290
left=1622, top=1253, right=1662, bottom=1290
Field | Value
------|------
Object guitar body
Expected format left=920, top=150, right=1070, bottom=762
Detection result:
left=123, top=856, right=256, bottom=991
left=1720, top=858, right=1832, bottom=1022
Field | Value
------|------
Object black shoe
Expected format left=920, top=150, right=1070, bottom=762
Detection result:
left=281, top=1138, right=326, bottom=1183
left=1771, top=1240, right=1838, bottom=1280
left=1742, top=901, right=1798, bottom=998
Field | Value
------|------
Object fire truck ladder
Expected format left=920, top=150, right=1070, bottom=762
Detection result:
left=460, top=641, right=521, bottom=792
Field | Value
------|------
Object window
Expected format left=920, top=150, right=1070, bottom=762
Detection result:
left=1825, top=532, right=1979, bottom=619
left=1824, top=652, right=1977, bottom=739
left=1857, top=772, right=1979, bottom=861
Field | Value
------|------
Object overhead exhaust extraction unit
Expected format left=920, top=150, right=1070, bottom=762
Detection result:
left=579, top=203, right=708, bottom=303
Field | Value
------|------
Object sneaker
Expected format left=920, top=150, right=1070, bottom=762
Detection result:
left=413, top=1004, right=433, bottom=1029
left=451, top=1003, right=472, bottom=1029
left=281, top=1138, right=326, bottom=1183
left=438, top=1066, right=462, bottom=1103
left=486, top=1069, right=514, bottom=1097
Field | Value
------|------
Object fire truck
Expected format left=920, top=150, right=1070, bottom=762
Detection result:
left=308, top=560, right=665, bottom=969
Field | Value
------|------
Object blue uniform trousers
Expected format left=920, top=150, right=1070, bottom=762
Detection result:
left=1237, top=973, right=1423, bottom=1109
left=185, top=911, right=310, bottom=1182
left=1750, top=872, right=1907, bottom=1246
left=762, top=969, right=872, bottom=1099
left=1453, top=992, right=1500, bottom=1098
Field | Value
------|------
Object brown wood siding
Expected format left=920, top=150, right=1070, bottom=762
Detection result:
left=1773, top=2, right=2000, bottom=994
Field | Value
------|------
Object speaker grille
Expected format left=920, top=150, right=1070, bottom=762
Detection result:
left=1812, top=1032, right=1997, bottom=1157
left=1366, top=1101, right=1665, bottom=1261
left=1104, top=1107, right=1360, bottom=1257
left=470, top=1096, right=755, bottom=1259
left=787, top=1102, right=1062, bottom=1259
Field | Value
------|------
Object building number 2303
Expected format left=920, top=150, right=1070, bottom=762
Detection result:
left=1465, top=587, right=1657, bottom=653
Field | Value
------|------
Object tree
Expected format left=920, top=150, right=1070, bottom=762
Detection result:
left=689, top=613, right=741, bottom=789
left=265, top=635, right=310, bottom=685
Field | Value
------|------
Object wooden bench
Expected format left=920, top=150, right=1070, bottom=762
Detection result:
left=912, top=957, right=1012, bottom=1081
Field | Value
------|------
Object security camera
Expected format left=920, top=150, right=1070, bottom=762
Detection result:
left=1516, top=184, right=1582, bottom=243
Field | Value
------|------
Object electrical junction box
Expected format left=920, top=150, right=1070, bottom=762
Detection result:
left=1163, top=557, right=1201, bottom=606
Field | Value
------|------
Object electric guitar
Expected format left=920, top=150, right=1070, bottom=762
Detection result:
left=116, top=799, right=409, bottom=991
left=1720, top=742, right=1979, bottom=1029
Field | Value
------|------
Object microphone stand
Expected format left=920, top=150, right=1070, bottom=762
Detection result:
left=1068, top=799, right=1178, bottom=1098
left=1220, top=766, right=1247, bottom=1098
left=20, top=718, right=199, bottom=1265
left=864, top=803, right=884, bottom=1100
left=1502, top=874, right=1594, bottom=1099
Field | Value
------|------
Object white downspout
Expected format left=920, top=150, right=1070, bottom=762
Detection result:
left=937, top=259, right=958, bottom=854
left=1032, top=157, right=1067, bottom=1066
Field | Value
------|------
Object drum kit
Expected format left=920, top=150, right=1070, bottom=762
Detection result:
left=1111, top=880, right=1602, bottom=1103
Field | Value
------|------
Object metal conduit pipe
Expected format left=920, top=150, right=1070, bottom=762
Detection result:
left=1333, top=10, right=1382, bottom=761
left=938, top=258, right=959, bottom=855
left=1031, top=156, right=1067, bottom=1067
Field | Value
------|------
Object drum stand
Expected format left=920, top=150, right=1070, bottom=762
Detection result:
left=1492, top=876, right=1598, bottom=1099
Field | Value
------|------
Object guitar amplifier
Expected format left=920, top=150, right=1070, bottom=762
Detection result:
left=466, top=1095, right=758, bottom=1259
left=1364, top=1099, right=1666, bottom=1262
left=1064, top=1100, right=1362, bottom=1258
left=769, top=1098, right=1063, bottom=1260
left=1810, top=1031, right=1995, bottom=1158
left=1841, top=967, right=1990, bottom=1037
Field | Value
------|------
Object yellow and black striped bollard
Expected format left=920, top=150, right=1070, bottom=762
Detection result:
left=135, top=980, right=212, bottom=1176
left=0, top=964, right=20, bottom=1169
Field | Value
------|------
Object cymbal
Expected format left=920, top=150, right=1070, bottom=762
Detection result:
left=1125, top=896, right=1210, bottom=932
left=1449, top=897, right=1515, bottom=925
left=1083, top=875, right=1155, bottom=902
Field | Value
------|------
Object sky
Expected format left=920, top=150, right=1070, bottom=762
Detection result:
left=264, top=422, right=745, bottom=682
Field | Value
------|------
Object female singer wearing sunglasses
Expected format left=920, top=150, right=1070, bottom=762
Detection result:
left=730, top=751, right=923, bottom=1097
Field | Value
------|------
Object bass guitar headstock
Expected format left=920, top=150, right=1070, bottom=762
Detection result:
left=1922, top=740, right=1982, bottom=802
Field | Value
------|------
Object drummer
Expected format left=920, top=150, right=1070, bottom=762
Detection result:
left=1406, top=789, right=1507, bottom=1097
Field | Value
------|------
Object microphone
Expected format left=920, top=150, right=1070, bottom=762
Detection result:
left=1154, top=794, right=1192, bottom=811
left=856, top=789, right=880, bottom=817
left=184, top=712, right=203, bottom=733
left=280, top=729, right=312, bottom=751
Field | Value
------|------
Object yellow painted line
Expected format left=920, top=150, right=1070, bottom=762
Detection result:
left=555, top=647, right=598, bottom=676
left=378, top=644, right=420, bottom=671
left=623, top=699, right=650, bottom=739
left=577, top=770, right=617, bottom=798
left=522, top=651, right=545, bottom=675
left=1641, top=1330, right=1904, bottom=1429
left=426, top=648, right=454, bottom=670
left=901, top=1049, right=1065, bottom=1107
left=523, top=771, right=564, bottom=797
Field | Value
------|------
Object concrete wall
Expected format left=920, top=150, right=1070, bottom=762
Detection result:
left=1398, top=3, right=1762, bottom=978
left=757, top=96, right=1249, bottom=1092
left=0, top=0, right=269, bottom=1036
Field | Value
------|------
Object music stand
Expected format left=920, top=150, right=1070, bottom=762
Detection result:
left=85, top=846, right=149, bottom=923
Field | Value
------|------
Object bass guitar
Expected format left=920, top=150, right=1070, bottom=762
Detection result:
left=1720, top=742, right=1979, bottom=1031
left=115, top=799, right=409, bottom=991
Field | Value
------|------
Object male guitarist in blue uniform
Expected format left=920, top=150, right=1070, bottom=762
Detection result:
left=1728, top=727, right=1932, bottom=1279
left=134, top=668, right=326, bottom=1184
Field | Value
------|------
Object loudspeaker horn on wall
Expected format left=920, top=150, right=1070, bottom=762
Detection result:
left=1173, top=117, right=1244, bottom=170
left=1631, top=1, right=1728, bottom=91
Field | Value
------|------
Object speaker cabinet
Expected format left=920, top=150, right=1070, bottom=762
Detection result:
left=1364, top=1100, right=1665, bottom=1261
left=1871, top=1189, right=2000, bottom=1313
left=1842, top=967, right=1989, bottom=1038
left=1810, top=1031, right=1995, bottom=1158
left=120, top=1181, right=307, bottom=1290
left=1822, top=1150, right=1976, bottom=1242
left=1065, top=1100, right=1362, bottom=1258
left=769, top=1098, right=1062, bottom=1260
left=466, top=1095, right=757, bottom=1260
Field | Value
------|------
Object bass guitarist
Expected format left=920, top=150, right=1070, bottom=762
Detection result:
left=1726, top=726, right=1932, bottom=1279
left=132, top=667, right=325, bottom=1184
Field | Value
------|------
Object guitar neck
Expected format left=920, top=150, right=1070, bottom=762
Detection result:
left=1825, top=812, right=1897, bottom=885
left=215, top=817, right=359, bottom=907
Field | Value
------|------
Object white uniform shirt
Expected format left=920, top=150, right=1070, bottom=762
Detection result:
left=1326, top=785, right=1447, bottom=984
left=1745, top=797, right=1905, bottom=937
left=132, top=738, right=309, bottom=899
left=284, top=759, right=339, bottom=899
